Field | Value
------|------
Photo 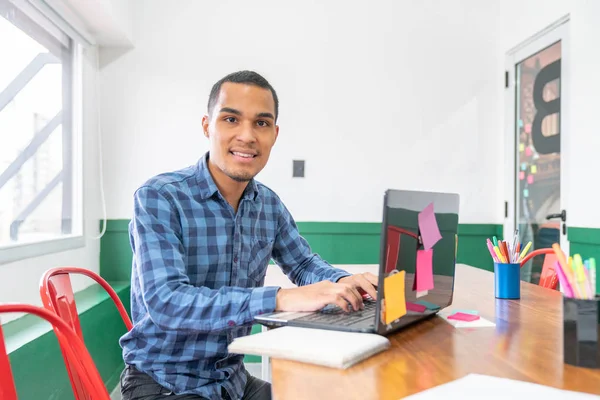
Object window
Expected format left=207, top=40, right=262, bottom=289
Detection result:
left=0, top=0, right=83, bottom=262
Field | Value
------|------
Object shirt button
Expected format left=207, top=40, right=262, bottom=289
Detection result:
left=228, top=320, right=235, bottom=327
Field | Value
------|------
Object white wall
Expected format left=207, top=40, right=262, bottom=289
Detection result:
left=100, top=0, right=503, bottom=224
left=495, top=0, right=600, bottom=229
left=100, top=0, right=600, bottom=228
left=0, top=48, right=102, bottom=322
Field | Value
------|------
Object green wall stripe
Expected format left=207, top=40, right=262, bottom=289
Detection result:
left=296, top=222, right=381, bottom=234
left=458, top=223, right=503, bottom=236
left=102, top=219, right=130, bottom=232
left=568, top=227, right=600, bottom=245
left=568, top=227, right=600, bottom=295
left=101, top=219, right=502, bottom=277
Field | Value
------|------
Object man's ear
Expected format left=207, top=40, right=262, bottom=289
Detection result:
left=201, top=115, right=210, bottom=138
left=273, top=125, right=279, bottom=145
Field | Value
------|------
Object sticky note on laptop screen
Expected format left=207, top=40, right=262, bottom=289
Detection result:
left=416, top=249, right=434, bottom=291
left=418, top=203, right=442, bottom=250
left=384, top=270, right=407, bottom=324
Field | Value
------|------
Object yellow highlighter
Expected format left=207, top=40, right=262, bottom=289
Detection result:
left=518, top=241, right=532, bottom=262
left=494, top=246, right=506, bottom=263
left=573, top=254, right=589, bottom=299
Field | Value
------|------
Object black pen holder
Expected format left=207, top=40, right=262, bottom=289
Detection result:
left=563, top=295, right=600, bottom=368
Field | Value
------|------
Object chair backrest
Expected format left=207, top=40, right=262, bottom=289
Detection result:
left=520, top=248, right=559, bottom=290
left=0, top=304, right=110, bottom=400
left=0, top=320, right=18, bottom=400
left=39, top=267, right=133, bottom=400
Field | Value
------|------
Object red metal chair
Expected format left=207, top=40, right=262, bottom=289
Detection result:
left=0, top=318, right=17, bottom=400
left=39, top=267, right=133, bottom=400
left=0, top=304, right=110, bottom=399
left=520, top=248, right=559, bottom=290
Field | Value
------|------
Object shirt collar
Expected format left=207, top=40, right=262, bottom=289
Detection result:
left=196, top=152, right=259, bottom=201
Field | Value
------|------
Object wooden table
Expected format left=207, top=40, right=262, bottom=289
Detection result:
left=269, top=264, right=600, bottom=399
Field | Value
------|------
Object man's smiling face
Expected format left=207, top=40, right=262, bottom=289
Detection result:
left=203, top=82, right=279, bottom=182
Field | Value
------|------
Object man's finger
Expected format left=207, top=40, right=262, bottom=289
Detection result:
left=363, top=272, right=379, bottom=286
left=340, top=284, right=364, bottom=311
left=332, top=294, right=351, bottom=313
left=356, top=274, right=377, bottom=300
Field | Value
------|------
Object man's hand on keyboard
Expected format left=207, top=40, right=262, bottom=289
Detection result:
left=336, top=273, right=378, bottom=301
left=275, top=280, right=365, bottom=313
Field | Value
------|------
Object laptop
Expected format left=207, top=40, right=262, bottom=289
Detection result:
left=254, top=189, right=460, bottom=335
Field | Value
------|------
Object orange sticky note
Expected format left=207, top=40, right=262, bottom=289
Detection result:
left=384, top=270, right=407, bottom=324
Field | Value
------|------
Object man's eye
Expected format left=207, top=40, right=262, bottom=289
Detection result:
left=224, top=117, right=237, bottom=123
left=257, top=120, right=269, bottom=127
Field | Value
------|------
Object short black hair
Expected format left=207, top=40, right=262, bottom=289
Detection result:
left=207, top=70, right=279, bottom=121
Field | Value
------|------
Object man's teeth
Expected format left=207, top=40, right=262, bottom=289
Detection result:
left=232, top=152, right=254, bottom=158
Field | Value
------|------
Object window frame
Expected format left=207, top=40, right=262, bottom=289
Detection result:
left=0, top=0, right=86, bottom=265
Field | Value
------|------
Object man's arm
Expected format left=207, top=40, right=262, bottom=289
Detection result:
left=270, top=201, right=350, bottom=286
left=131, top=186, right=279, bottom=333
left=270, top=200, right=379, bottom=312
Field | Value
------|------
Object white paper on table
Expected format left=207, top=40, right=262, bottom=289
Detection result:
left=437, top=310, right=496, bottom=328
left=402, top=373, right=599, bottom=399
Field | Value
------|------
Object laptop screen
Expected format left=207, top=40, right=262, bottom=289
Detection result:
left=376, top=189, right=459, bottom=334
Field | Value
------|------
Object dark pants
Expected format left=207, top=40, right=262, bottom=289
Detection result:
left=120, top=365, right=271, bottom=400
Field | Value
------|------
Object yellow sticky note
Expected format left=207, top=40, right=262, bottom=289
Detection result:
left=519, top=143, right=525, bottom=152
left=531, top=165, right=537, bottom=174
left=384, top=270, right=407, bottom=324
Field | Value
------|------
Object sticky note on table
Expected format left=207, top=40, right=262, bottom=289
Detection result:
left=418, top=203, right=442, bottom=250
left=415, top=249, right=434, bottom=291
left=452, top=309, right=479, bottom=315
left=384, top=270, right=407, bottom=324
left=406, top=302, right=427, bottom=313
left=448, top=312, right=480, bottom=322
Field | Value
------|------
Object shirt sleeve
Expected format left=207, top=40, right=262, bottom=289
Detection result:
left=271, top=201, right=351, bottom=286
left=130, top=186, right=279, bottom=333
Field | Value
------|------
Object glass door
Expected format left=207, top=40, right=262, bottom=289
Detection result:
left=505, top=19, right=569, bottom=284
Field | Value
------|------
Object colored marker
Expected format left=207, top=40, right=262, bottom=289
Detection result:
left=590, top=258, right=597, bottom=296
left=518, top=241, right=532, bottom=262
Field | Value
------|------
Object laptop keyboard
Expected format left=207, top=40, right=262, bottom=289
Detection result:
left=294, top=300, right=377, bottom=327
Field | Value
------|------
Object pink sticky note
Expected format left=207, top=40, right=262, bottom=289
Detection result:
left=525, top=147, right=532, bottom=157
left=418, top=203, right=442, bottom=250
left=519, top=171, right=525, bottom=180
left=415, top=249, right=434, bottom=292
left=448, top=312, right=480, bottom=322
left=527, top=175, right=534, bottom=184
left=525, top=123, right=532, bottom=133
left=406, top=302, right=427, bottom=313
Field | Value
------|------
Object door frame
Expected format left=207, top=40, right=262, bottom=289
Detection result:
left=504, top=15, right=570, bottom=255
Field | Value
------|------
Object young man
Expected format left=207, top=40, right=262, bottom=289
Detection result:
left=119, top=71, right=377, bottom=400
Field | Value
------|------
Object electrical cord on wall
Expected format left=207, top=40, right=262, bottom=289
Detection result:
left=90, top=45, right=107, bottom=240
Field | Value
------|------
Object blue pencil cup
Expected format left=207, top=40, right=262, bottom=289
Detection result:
left=494, top=262, right=521, bottom=299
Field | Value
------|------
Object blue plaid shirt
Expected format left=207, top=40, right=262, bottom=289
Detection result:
left=120, top=153, right=350, bottom=400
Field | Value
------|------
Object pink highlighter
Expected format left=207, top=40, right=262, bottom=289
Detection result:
left=555, top=261, right=574, bottom=298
